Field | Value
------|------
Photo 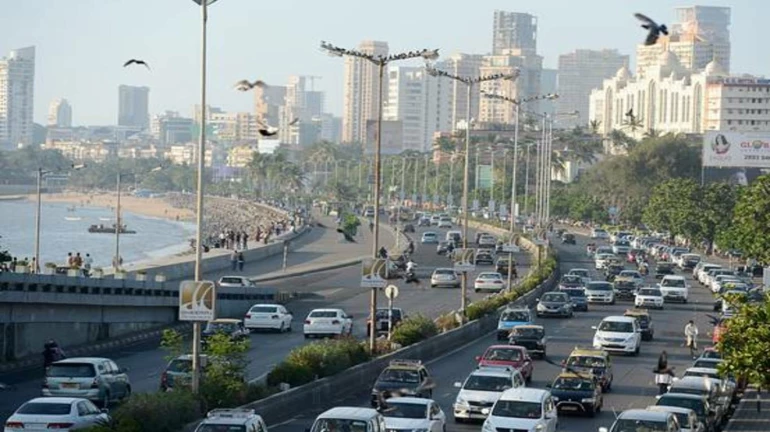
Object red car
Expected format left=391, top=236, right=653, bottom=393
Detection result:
left=475, top=345, right=534, bottom=383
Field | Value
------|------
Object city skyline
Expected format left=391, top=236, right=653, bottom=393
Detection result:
left=0, top=0, right=766, bottom=126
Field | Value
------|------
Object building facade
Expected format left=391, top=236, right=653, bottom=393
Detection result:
left=557, top=49, right=629, bottom=128
left=0, top=46, right=35, bottom=148
left=479, top=50, right=543, bottom=124
left=48, top=98, right=72, bottom=128
left=254, top=85, right=286, bottom=128
left=492, top=11, right=537, bottom=55
left=118, top=85, right=149, bottom=129
left=342, top=40, right=389, bottom=144
left=152, top=111, right=194, bottom=146
left=432, top=53, right=484, bottom=131
left=280, top=75, right=326, bottom=145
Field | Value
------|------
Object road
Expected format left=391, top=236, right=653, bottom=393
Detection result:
left=0, top=220, right=530, bottom=423
left=271, top=229, right=724, bottom=432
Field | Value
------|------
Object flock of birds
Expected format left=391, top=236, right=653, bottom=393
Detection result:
left=120, top=13, right=667, bottom=138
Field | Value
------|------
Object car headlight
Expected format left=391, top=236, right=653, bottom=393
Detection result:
left=551, top=396, right=559, bottom=401
left=594, top=335, right=603, bottom=342
left=537, top=304, right=546, bottom=310
left=455, top=397, right=468, bottom=406
left=581, top=398, right=595, bottom=403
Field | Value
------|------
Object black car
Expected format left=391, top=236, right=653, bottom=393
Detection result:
left=371, top=360, right=433, bottom=406
left=558, top=275, right=585, bottom=290
left=402, top=224, right=415, bottom=233
left=417, top=217, right=431, bottom=227
left=495, top=256, right=517, bottom=275
left=475, top=250, right=495, bottom=265
left=655, top=262, right=676, bottom=278
left=547, top=372, right=603, bottom=417
left=604, top=264, right=624, bottom=282
left=613, top=280, right=637, bottom=300
left=508, top=325, right=547, bottom=358
left=561, top=233, right=576, bottom=245
left=560, top=287, right=588, bottom=311
left=367, top=308, right=404, bottom=336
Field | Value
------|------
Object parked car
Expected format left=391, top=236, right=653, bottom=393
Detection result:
left=217, top=276, right=256, bottom=288
left=43, top=358, right=131, bottom=407
left=4, top=397, right=110, bottom=431
left=561, top=233, right=576, bottom=245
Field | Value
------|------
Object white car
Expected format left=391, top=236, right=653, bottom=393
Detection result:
left=482, top=387, right=558, bottom=432
left=634, top=287, right=665, bottom=309
left=594, top=253, right=615, bottom=270
left=303, top=308, right=353, bottom=338
left=590, top=228, right=609, bottom=239
left=478, top=235, right=497, bottom=248
left=454, top=366, right=526, bottom=421
left=617, top=270, right=644, bottom=286
left=474, top=272, right=507, bottom=293
left=5, top=397, right=110, bottom=431
left=217, top=276, right=256, bottom=288
left=658, top=275, right=689, bottom=303
left=697, top=264, right=722, bottom=284
left=438, top=217, right=452, bottom=228
left=592, top=315, right=641, bottom=355
left=243, top=303, right=293, bottom=332
left=585, top=281, right=615, bottom=304
left=612, top=240, right=631, bottom=255
left=421, top=231, right=439, bottom=244
left=382, top=397, right=446, bottom=432
left=566, top=268, right=592, bottom=284
left=646, top=406, right=705, bottom=432
left=711, top=276, right=743, bottom=294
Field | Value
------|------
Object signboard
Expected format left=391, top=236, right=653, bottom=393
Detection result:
left=488, top=200, right=496, bottom=213
left=361, top=258, right=388, bottom=288
left=472, top=199, right=480, bottom=211
left=384, top=285, right=400, bottom=299
left=179, top=280, right=216, bottom=322
left=453, top=248, right=476, bottom=272
left=475, top=165, right=492, bottom=190
left=703, top=131, right=770, bottom=168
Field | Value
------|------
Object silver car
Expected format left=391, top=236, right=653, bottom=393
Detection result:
left=431, top=268, right=460, bottom=288
left=43, top=357, right=131, bottom=407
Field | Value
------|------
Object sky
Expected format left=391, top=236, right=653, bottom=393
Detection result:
left=1, top=0, right=767, bottom=126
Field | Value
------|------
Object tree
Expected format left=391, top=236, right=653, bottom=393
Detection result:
left=717, top=293, right=770, bottom=389
left=697, top=182, right=738, bottom=254
left=724, top=174, right=770, bottom=265
left=642, top=179, right=700, bottom=238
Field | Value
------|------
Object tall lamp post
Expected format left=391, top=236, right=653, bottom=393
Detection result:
left=424, top=66, right=519, bottom=314
left=321, top=41, right=439, bottom=352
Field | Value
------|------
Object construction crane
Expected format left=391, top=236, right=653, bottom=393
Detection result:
left=304, top=75, right=323, bottom=91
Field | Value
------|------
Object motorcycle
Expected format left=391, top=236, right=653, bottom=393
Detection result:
left=404, top=270, right=419, bottom=284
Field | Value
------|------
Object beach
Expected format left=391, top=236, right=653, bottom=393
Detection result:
left=31, top=191, right=195, bottom=222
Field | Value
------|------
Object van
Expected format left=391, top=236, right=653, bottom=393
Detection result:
left=309, top=407, right=385, bottom=432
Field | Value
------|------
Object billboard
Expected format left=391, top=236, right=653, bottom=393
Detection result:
left=703, top=131, right=770, bottom=168
left=179, top=280, right=216, bottom=321
left=475, top=165, right=493, bottom=189
left=703, top=167, right=770, bottom=186
left=361, top=258, right=388, bottom=288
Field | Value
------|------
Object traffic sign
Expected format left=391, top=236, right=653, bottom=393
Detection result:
left=453, top=248, right=476, bottom=272
left=385, top=285, right=400, bottom=299
left=361, top=258, right=388, bottom=288
left=178, top=280, right=216, bottom=321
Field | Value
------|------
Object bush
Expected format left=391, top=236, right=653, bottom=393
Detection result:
left=82, top=391, right=202, bottom=432
left=390, top=315, right=438, bottom=346
left=267, top=337, right=370, bottom=387
left=435, top=312, right=461, bottom=332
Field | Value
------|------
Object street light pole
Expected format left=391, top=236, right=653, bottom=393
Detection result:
left=34, top=168, right=44, bottom=274
left=114, top=173, right=122, bottom=271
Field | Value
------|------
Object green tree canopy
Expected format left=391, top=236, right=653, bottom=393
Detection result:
left=723, top=174, right=770, bottom=265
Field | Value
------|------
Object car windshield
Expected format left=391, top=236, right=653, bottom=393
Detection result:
left=569, top=270, right=588, bottom=277
left=610, top=419, right=669, bottom=432
left=197, top=426, right=246, bottom=432
left=541, top=293, right=567, bottom=302
left=311, top=419, right=369, bottom=432
left=615, top=240, right=630, bottom=246
left=599, top=321, right=634, bottom=333
left=657, top=397, right=706, bottom=417
left=685, top=371, right=719, bottom=380
left=423, top=233, right=436, bottom=238
left=553, top=377, right=594, bottom=391
left=619, top=272, right=638, bottom=278
left=562, top=289, right=585, bottom=298
left=701, top=350, right=722, bottom=360
left=167, top=359, right=193, bottom=373
left=17, top=402, right=72, bottom=415
left=662, top=279, right=686, bottom=288
left=501, top=311, right=530, bottom=322
left=435, top=269, right=454, bottom=275
left=479, top=273, right=501, bottom=280
left=693, top=360, right=722, bottom=369
left=567, top=356, right=606, bottom=368
left=463, top=375, right=512, bottom=391
left=250, top=306, right=277, bottom=313
left=588, top=283, right=612, bottom=291
left=206, top=323, right=236, bottom=332
left=511, top=327, right=544, bottom=338
left=670, top=387, right=708, bottom=397
left=491, top=401, right=541, bottom=419
left=383, top=402, right=426, bottom=419
left=375, top=310, right=402, bottom=319
left=379, top=369, right=420, bottom=383
left=47, top=363, right=96, bottom=378
left=309, top=311, right=338, bottom=318
left=639, top=289, right=662, bottom=296
left=484, top=347, right=523, bottom=361
left=561, top=276, right=583, bottom=284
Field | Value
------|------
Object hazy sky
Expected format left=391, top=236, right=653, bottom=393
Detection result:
left=1, top=0, right=766, bottom=126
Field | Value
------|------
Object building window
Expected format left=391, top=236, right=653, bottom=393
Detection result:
left=727, top=120, right=732, bottom=125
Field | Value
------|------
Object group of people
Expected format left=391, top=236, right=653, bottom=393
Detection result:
left=66, top=252, right=94, bottom=276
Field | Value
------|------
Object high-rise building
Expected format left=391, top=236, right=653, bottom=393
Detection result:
left=385, top=66, right=450, bottom=152
left=280, top=75, right=327, bottom=145
left=254, top=85, right=286, bottom=127
left=492, top=11, right=537, bottom=55
left=318, top=113, right=342, bottom=143
left=540, top=68, right=558, bottom=117
left=342, top=40, right=389, bottom=144
left=0, top=46, right=35, bottom=148
left=636, top=6, right=731, bottom=76
left=152, top=111, right=193, bottom=146
left=48, top=98, right=72, bottom=128
left=118, top=85, right=150, bottom=129
left=432, top=53, right=485, bottom=132
left=557, top=49, right=629, bottom=128
left=479, top=50, right=543, bottom=124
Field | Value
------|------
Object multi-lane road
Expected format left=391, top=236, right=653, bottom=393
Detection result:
left=0, top=220, right=530, bottom=423
left=272, top=230, right=723, bottom=432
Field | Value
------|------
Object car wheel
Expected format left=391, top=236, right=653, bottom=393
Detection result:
left=588, top=406, right=596, bottom=418
left=454, top=417, right=464, bottom=424
left=474, top=289, right=480, bottom=293
left=278, top=322, right=285, bottom=333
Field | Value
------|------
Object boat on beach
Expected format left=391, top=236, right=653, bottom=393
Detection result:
left=88, top=224, right=136, bottom=234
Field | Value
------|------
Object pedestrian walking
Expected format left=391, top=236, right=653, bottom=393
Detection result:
left=684, top=320, right=699, bottom=359
left=653, top=351, right=674, bottom=394
left=242, top=232, right=249, bottom=250
left=237, top=252, right=245, bottom=271
left=230, top=250, right=238, bottom=271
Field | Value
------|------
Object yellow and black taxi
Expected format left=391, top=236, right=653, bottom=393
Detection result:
left=624, top=308, right=654, bottom=341
left=546, top=371, right=604, bottom=417
left=562, top=347, right=614, bottom=392
left=370, top=359, right=433, bottom=407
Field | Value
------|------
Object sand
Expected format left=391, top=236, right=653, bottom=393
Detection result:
left=31, top=191, right=195, bottom=222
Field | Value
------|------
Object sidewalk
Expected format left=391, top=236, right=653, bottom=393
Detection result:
left=724, top=389, right=770, bottom=432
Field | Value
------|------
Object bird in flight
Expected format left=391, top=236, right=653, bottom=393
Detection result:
left=123, top=59, right=150, bottom=70
left=289, top=117, right=300, bottom=126
left=234, top=79, right=267, bottom=91
left=634, top=13, right=668, bottom=46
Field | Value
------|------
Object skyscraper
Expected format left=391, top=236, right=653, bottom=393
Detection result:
left=280, top=75, right=327, bottom=145
left=479, top=51, right=543, bottom=124
left=48, top=98, right=72, bottom=128
left=433, top=53, right=484, bottom=132
left=342, top=40, right=389, bottom=144
left=118, top=85, right=150, bottom=129
left=492, top=11, right=537, bottom=55
left=0, top=46, right=35, bottom=148
left=557, top=49, right=629, bottom=127
left=254, top=85, right=286, bottom=128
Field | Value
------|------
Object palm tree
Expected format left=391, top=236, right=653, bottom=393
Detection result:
left=621, top=115, right=645, bottom=133
left=589, top=120, right=602, bottom=135
left=644, top=128, right=663, bottom=139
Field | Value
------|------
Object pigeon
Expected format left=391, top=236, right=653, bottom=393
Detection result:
left=123, top=59, right=150, bottom=70
left=258, top=128, right=278, bottom=137
left=626, top=108, right=634, bottom=118
left=289, top=117, right=300, bottom=126
left=234, top=79, right=267, bottom=91
left=635, top=13, right=669, bottom=46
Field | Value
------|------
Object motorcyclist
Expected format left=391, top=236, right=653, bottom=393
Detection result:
left=639, top=260, right=649, bottom=276
left=404, top=259, right=419, bottom=284
left=43, top=340, right=65, bottom=370
left=378, top=246, right=388, bottom=259
left=406, top=259, right=417, bottom=273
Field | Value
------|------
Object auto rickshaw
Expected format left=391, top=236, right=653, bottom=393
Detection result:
left=561, top=233, right=576, bottom=245
left=586, top=243, right=597, bottom=257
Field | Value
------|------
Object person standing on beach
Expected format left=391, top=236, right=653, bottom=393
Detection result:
left=237, top=252, right=245, bottom=271
left=235, top=232, right=242, bottom=250
left=242, top=232, right=249, bottom=250
left=230, top=250, right=238, bottom=271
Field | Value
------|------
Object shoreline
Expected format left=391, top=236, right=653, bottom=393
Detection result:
left=27, top=191, right=195, bottom=223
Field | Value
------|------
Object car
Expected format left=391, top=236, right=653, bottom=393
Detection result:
left=507, top=325, right=547, bottom=358
left=303, top=308, right=353, bottom=338
left=596, top=246, right=614, bottom=256
left=42, top=358, right=131, bottom=407
left=566, top=268, right=592, bottom=284
left=612, top=239, right=631, bottom=255
left=446, top=230, right=462, bottom=244
left=668, top=377, right=727, bottom=423
left=418, top=217, right=431, bottom=227
left=160, top=354, right=210, bottom=392
left=421, top=231, right=439, bottom=244
left=474, top=272, right=507, bottom=292
left=618, top=270, right=644, bottom=285
left=430, top=215, right=441, bottom=225
left=599, top=409, right=680, bottom=432
left=655, top=261, right=676, bottom=278
left=371, top=360, right=433, bottom=406
left=476, top=345, right=534, bottom=383
left=678, top=253, right=702, bottom=270
left=402, top=223, right=415, bottom=233
left=194, top=409, right=268, bottom=432
left=367, top=308, right=404, bottom=336
left=536, top=292, right=574, bottom=318
left=682, top=368, right=737, bottom=405
left=646, top=406, right=706, bottom=432
left=655, top=393, right=719, bottom=432
left=436, top=241, right=449, bottom=255
left=561, top=233, right=576, bottom=244
left=626, top=248, right=646, bottom=263
left=624, top=309, right=655, bottom=341
left=585, top=281, right=616, bottom=304
left=495, top=256, right=517, bottom=276
left=604, top=263, right=625, bottom=281
left=431, top=268, right=460, bottom=288
left=558, top=274, right=585, bottom=290
left=635, top=287, right=665, bottom=309
left=453, top=366, right=526, bottom=422
left=481, top=387, right=558, bottom=432
left=562, top=348, right=614, bottom=392
left=202, top=319, right=249, bottom=346
left=243, top=303, right=293, bottom=332
left=309, top=407, right=384, bottom=432
left=364, top=207, right=376, bottom=217
left=475, top=249, right=495, bottom=265
left=659, top=275, right=690, bottom=303
left=381, top=397, right=446, bottom=432
left=478, top=234, right=498, bottom=248
left=438, top=217, right=452, bottom=228
left=4, top=397, right=110, bottom=431
left=590, top=228, right=609, bottom=239
left=496, top=307, right=534, bottom=340
left=546, top=372, right=603, bottom=417
left=594, top=253, right=615, bottom=270
left=592, top=315, right=641, bottom=355
left=217, top=275, right=256, bottom=288
left=560, top=286, right=588, bottom=312
left=612, top=279, right=638, bottom=300
left=698, top=347, right=722, bottom=361
left=691, top=358, right=723, bottom=371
